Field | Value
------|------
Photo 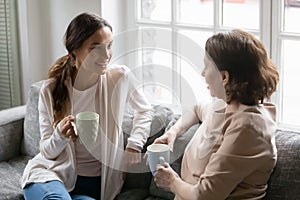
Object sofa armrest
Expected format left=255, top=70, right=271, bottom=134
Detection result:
left=0, top=105, right=26, bottom=161
left=0, top=106, right=26, bottom=125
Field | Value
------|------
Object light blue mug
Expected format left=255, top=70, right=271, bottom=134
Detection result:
left=147, top=143, right=170, bottom=175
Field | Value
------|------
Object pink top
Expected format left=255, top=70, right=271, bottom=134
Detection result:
left=72, top=82, right=101, bottom=176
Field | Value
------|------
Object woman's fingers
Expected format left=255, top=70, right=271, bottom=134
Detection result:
left=59, top=115, right=77, bottom=139
left=154, top=164, right=171, bottom=189
left=168, top=141, right=174, bottom=152
left=60, top=121, right=70, bottom=134
left=60, top=116, right=71, bottom=130
left=154, top=163, right=177, bottom=191
left=154, top=137, right=174, bottom=152
left=65, top=129, right=72, bottom=137
left=154, top=136, right=168, bottom=144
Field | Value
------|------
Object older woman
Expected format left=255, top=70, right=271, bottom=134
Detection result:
left=153, top=29, right=279, bottom=200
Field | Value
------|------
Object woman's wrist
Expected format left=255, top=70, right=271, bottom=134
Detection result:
left=166, top=127, right=179, bottom=138
left=170, top=173, right=182, bottom=194
left=171, top=176, right=198, bottom=200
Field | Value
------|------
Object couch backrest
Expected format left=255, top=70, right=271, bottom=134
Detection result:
left=265, top=129, right=300, bottom=199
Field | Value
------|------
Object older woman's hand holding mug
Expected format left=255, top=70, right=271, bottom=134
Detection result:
left=153, top=129, right=177, bottom=152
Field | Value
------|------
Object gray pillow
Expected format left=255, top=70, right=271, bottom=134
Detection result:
left=21, top=80, right=44, bottom=157
left=149, top=105, right=174, bottom=137
left=122, top=104, right=174, bottom=150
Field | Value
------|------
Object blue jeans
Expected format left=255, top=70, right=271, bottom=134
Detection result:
left=23, top=176, right=101, bottom=200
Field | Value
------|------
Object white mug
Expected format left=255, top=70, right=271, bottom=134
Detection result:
left=147, top=143, right=170, bottom=175
left=71, top=111, right=99, bottom=146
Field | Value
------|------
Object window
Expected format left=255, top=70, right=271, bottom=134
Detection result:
left=125, top=0, right=300, bottom=129
left=0, top=0, right=21, bottom=110
left=274, top=0, right=300, bottom=128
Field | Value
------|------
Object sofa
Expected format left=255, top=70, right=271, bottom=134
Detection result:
left=0, top=81, right=299, bottom=200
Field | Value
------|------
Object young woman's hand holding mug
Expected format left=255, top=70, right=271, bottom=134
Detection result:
left=59, top=115, right=77, bottom=140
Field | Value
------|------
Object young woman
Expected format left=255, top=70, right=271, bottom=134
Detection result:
left=21, top=12, right=153, bottom=200
left=153, top=29, right=279, bottom=199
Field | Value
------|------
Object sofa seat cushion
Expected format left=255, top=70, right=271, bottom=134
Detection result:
left=0, top=155, right=32, bottom=200
left=115, top=189, right=149, bottom=200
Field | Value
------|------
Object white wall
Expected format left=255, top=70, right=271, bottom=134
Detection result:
left=18, top=0, right=101, bottom=103
left=101, top=0, right=126, bottom=34
left=101, top=0, right=141, bottom=75
left=101, top=0, right=129, bottom=68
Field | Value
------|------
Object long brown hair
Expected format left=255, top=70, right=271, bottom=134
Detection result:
left=48, top=12, right=112, bottom=125
left=205, top=29, right=279, bottom=105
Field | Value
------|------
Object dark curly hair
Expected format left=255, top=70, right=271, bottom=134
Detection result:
left=205, top=29, right=279, bottom=105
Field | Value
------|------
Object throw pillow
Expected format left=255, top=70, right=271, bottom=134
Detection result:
left=21, top=80, right=44, bottom=156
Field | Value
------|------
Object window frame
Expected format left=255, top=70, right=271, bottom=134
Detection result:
left=126, top=0, right=300, bottom=130
left=271, top=0, right=300, bottom=130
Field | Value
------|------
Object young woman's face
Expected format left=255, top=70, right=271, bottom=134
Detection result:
left=202, top=54, right=226, bottom=100
left=74, top=26, right=113, bottom=75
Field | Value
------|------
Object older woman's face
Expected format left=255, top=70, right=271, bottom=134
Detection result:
left=202, top=55, right=226, bottom=100
left=74, top=26, right=113, bottom=75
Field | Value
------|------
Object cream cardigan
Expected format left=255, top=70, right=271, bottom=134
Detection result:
left=20, top=65, right=153, bottom=200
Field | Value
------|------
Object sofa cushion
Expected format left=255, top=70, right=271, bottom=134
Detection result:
left=123, top=104, right=174, bottom=138
left=122, top=104, right=174, bottom=152
left=0, top=155, right=31, bottom=200
left=21, top=81, right=44, bottom=157
left=265, top=129, right=300, bottom=199
left=169, top=116, right=200, bottom=164
left=0, top=106, right=25, bottom=162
